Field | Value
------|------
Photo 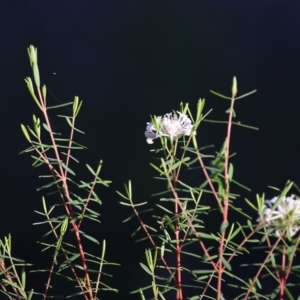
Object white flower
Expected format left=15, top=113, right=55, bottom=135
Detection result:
left=258, top=195, right=300, bottom=237
left=145, top=111, right=194, bottom=144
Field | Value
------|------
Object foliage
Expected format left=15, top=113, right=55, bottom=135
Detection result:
left=1, top=46, right=118, bottom=300
left=118, top=80, right=300, bottom=299
left=1, top=45, right=300, bottom=300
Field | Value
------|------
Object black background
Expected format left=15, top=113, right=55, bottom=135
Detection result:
left=1, top=1, right=300, bottom=299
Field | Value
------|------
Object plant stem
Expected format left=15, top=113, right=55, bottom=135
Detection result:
left=37, top=88, right=93, bottom=300
left=172, top=144, right=183, bottom=300
left=217, top=91, right=235, bottom=300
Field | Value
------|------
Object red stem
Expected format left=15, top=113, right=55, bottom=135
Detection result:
left=37, top=88, right=93, bottom=299
left=216, top=91, right=236, bottom=300
left=174, top=185, right=183, bottom=300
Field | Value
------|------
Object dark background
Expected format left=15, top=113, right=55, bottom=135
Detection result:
left=1, top=1, right=300, bottom=299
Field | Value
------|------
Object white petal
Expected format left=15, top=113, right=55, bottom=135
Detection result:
left=145, top=111, right=195, bottom=144
left=146, top=138, right=154, bottom=144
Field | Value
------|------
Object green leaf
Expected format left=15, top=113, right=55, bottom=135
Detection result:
left=149, top=162, right=164, bottom=175
left=73, top=96, right=82, bottom=117
left=228, top=163, right=234, bottom=182
left=101, top=238, right=106, bottom=261
left=164, top=215, right=175, bottom=231
left=73, top=96, right=79, bottom=115
left=59, top=254, right=80, bottom=270
left=227, top=223, right=241, bottom=240
left=66, top=290, right=89, bottom=298
left=131, top=226, right=142, bottom=237
left=192, top=269, right=212, bottom=274
left=60, top=162, right=75, bottom=176
left=24, top=77, right=42, bottom=110
left=125, top=180, right=132, bottom=199
left=120, top=201, right=147, bottom=207
left=231, top=76, right=237, bottom=96
left=21, top=267, right=26, bottom=288
left=4, top=234, right=12, bottom=252
left=96, top=160, right=103, bottom=174
left=81, top=214, right=101, bottom=223
left=145, top=249, right=153, bottom=270
left=42, top=84, right=47, bottom=99
left=47, top=102, right=73, bottom=109
left=27, top=45, right=37, bottom=65
left=138, top=289, right=146, bottom=300
left=225, top=107, right=236, bottom=117
left=235, top=89, right=257, bottom=100
left=221, top=256, right=232, bottom=271
left=272, top=181, right=293, bottom=211
left=59, top=115, right=85, bottom=134
left=36, top=178, right=62, bottom=191
left=180, top=251, right=202, bottom=259
left=170, top=157, right=191, bottom=171
left=61, top=152, right=79, bottom=163
left=209, top=90, right=231, bottom=100
left=160, top=240, right=165, bottom=258
left=198, top=232, right=217, bottom=240
left=32, top=115, right=41, bottom=138
left=32, top=60, right=40, bottom=88
left=245, top=197, right=258, bottom=210
left=86, top=163, right=96, bottom=176
left=177, top=180, right=198, bottom=193
left=84, top=206, right=100, bottom=217
left=2, top=279, right=19, bottom=290
left=42, top=123, right=52, bottom=133
left=21, top=124, right=31, bottom=142
left=285, top=286, right=295, bottom=300
left=156, top=204, right=173, bottom=214
left=270, top=253, right=276, bottom=268
left=60, top=217, right=68, bottom=234
left=116, top=191, right=129, bottom=201
left=28, top=289, right=34, bottom=300
left=220, top=221, right=229, bottom=233
left=79, top=230, right=99, bottom=244
left=122, top=213, right=135, bottom=223
left=195, top=98, right=205, bottom=124
left=247, top=219, right=253, bottom=229
left=256, top=277, right=262, bottom=290
left=27, top=46, right=40, bottom=88
left=140, top=262, right=152, bottom=276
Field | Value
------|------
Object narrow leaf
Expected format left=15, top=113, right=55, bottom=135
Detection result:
left=140, top=262, right=152, bottom=276
left=210, top=90, right=231, bottom=100
left=21, top=124, right=31, bottom=142
left=24, top=77, right=42, bottom=110
left=21, top=267, right=26, bottom=288
left=79, top=230, right=99, bottom=244
left=221, top=256, right=232, bottom=271
left=220, top=221, right=229, bottom=233
left=60, top=162, right=75, bottom=176
left=228, top=163, right=234, bottom=182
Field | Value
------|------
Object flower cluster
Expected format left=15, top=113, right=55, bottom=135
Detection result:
left=144, top=112, right=194, bottom=144
left=258, top=195, right=300, bottom=237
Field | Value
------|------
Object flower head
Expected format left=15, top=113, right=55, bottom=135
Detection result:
left=145, top=111, right=194, bottom=144
left=258, top=195, right=300, bottom=238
